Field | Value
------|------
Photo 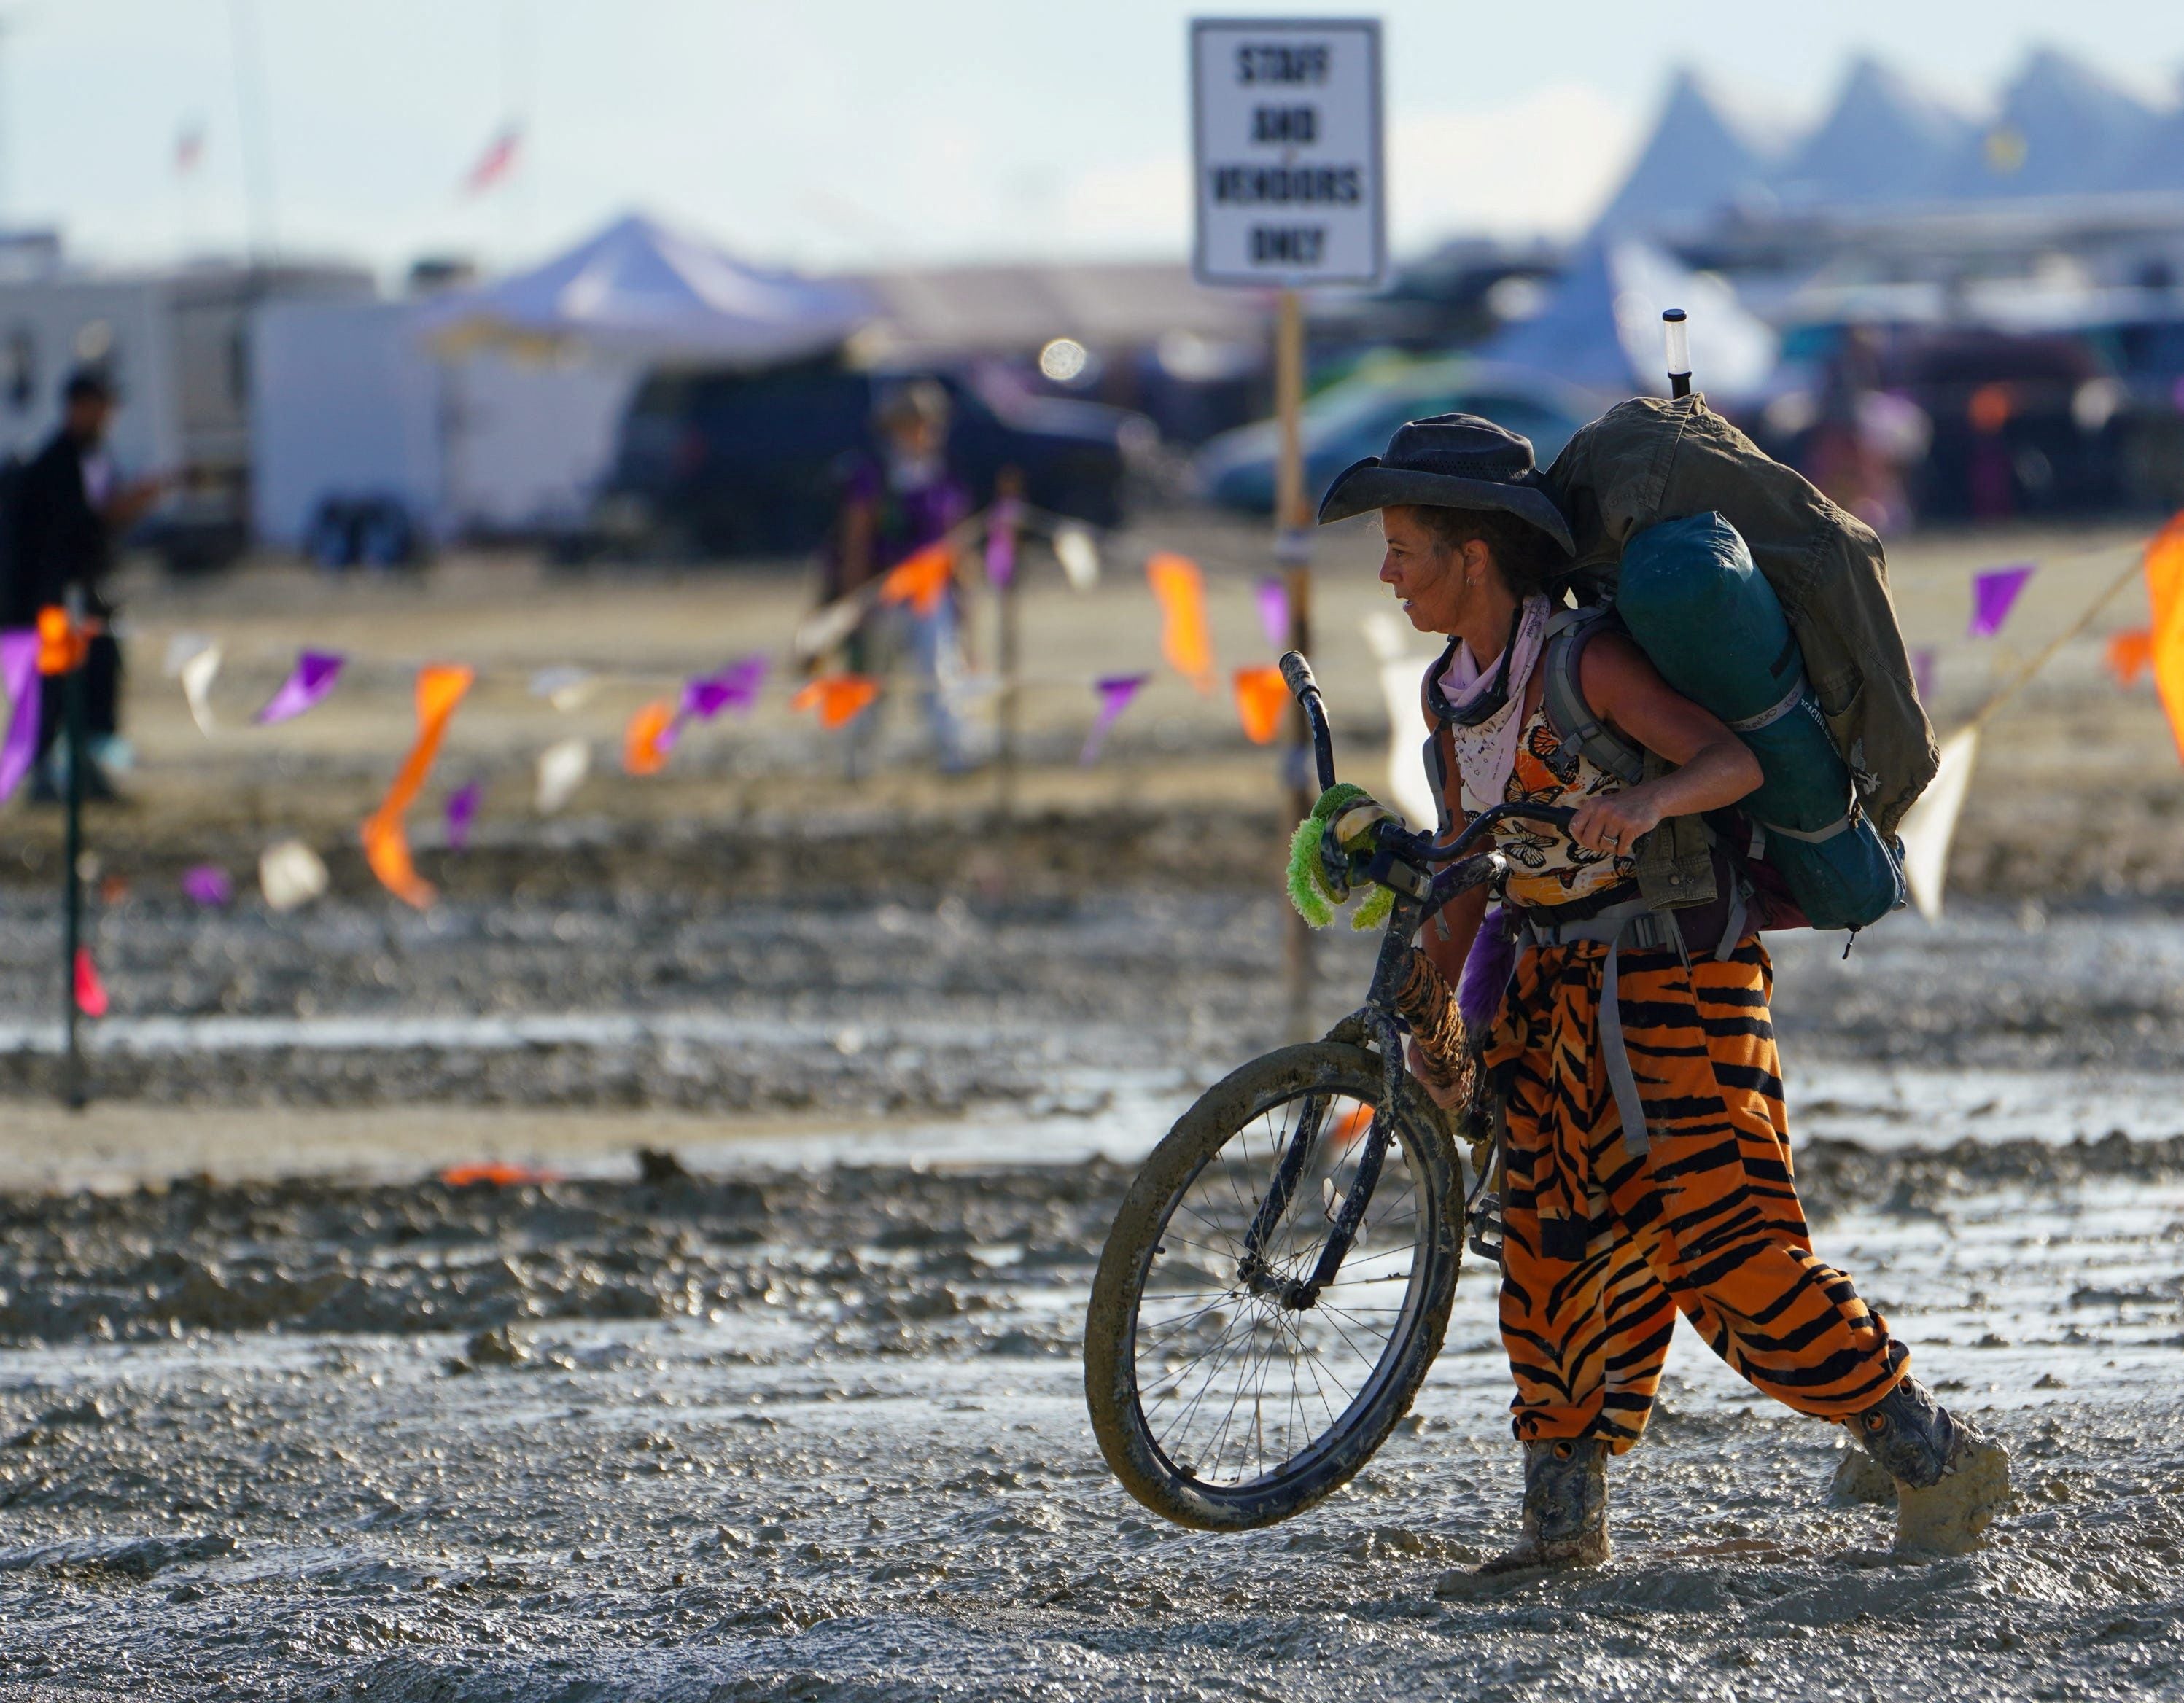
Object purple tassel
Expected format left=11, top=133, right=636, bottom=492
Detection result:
left=1457, top=905, right=1516, bottom=1035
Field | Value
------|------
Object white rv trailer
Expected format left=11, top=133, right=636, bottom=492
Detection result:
left=0, top=244, right=370, bottom=567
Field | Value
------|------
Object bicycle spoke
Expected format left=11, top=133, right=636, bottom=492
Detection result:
left=1124, top=1066, right=1443, bottom=1494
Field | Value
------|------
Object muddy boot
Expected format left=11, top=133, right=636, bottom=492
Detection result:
left=1477, top=1438, right=1610, bottom=1574
left=1849, top=1376, right=2010, bottom=1556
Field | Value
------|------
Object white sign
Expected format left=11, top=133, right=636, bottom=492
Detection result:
left=1190, top=17, right=1385, bottom=289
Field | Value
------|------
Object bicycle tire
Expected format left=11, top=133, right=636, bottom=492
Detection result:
left=1084, top=1040, right=1464, bottom=1531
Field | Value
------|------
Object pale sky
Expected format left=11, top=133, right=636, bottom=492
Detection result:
left=10, top=0, right=2181, bottom=281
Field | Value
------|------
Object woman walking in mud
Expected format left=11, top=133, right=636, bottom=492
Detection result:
left=1316, top=415, right=2010, bottom=1573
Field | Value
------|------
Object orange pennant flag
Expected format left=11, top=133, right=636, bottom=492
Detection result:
left=1234, top=664, right=1289, bottom=744
left=2106, top=628, right=2155, bottom=687
left=35, top=606, right=88, bottom=677
left=1146, top=553, right=1213, bottom=693
left=2150, top=513, right=2184, bottom=763
left=360, top=663, right=473, bottom=909
left=623, top=698, right=677, bottom=775
left=879, top=543, right=955, bottom=617
left=790, top=674, right=880, bottom=730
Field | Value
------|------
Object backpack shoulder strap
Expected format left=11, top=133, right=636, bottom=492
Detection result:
left=1539, top=604, right=1647, bottom=787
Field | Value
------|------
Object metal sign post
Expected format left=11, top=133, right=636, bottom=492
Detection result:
left=1192, top=16, right=1385, bottom=1039
left=58, top=588, right=88, bottom=1110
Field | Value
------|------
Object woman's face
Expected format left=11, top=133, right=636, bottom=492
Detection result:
left=1378, top=505, right=1486, bottom=634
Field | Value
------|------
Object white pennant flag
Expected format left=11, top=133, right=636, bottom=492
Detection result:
left=1896, top=725, right=1981, bottom=922
left=535, top=737, right=591, bottom=813
left=179, top=642, right=222, bottom=735
left=1052, top=524, right=1100, bottom=591
left=1364, top=612, right=1437, bottom=830
left=259, top=839, right=330, bottom=912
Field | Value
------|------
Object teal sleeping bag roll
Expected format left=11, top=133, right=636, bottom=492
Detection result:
left=1615, top=512, right=1905, bottom=931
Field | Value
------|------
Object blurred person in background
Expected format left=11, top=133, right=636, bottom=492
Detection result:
left=828, top=379, right=979, bottom=773
left=2, top=368, right=166, bottom=802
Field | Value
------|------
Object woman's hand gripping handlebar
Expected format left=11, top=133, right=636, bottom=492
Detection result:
left=1278, top=650, right=1574, bottom=870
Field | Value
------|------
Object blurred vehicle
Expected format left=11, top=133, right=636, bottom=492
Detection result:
left=1190, top=359, right=1600, bottom=515
left=0, top=251, right=373, bottom=572
left=601, top=355, right=1151, bottom=558
left=1895, top=331, right=2123, bottom=521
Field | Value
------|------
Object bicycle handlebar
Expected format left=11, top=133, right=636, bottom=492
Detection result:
left=1279, top=650, right=1338, bottom=792
left=1280, top=651, right=1582, bottom=869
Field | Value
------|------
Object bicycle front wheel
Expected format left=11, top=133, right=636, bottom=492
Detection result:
left=1084, top=1041, right=1463, bottom=1531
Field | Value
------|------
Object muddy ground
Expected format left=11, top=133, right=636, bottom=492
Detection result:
left=0, top=1142, right=2177, bottom=1699
left=0, top=518, right=2177, bottom=1697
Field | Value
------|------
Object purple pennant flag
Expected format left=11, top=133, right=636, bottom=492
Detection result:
left=1256, top=577, right=1290, bottom=650
left=984, top=497, right=1021, bottom=589
left=444, top=782, right=483, bottom=851
left=1967, top=565, right=2034, bottom=639
left=0, top=629, right=38, bottom=803
left=255, top=650, right=346, bottom=723
left=1911, top=646, right=1938, bottom=706
left=181, top=865, right=233, bottom=908
left=682, top=656, right=768, bottom=721
left=1079, top=673, right=1150, bottom=766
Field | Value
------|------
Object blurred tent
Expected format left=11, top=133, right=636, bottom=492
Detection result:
left=1590, top=69, right=1775, bottom=241
left=255, top=214, right=871, bottom=546
left=1776, top=57, right=1973, bottom=209
left=1951, top=48, right=2162, bottom=200
left=1482, top=240, right=1778, bottom=403
left=421, top=212, right=870, bottom=363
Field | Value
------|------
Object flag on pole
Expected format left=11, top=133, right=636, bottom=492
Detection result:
left=182, top=865, right=233, bottom=908
left=984, top=496, right=1021, bottom=589
left=1967, top=564, right=2034, bottom=637
left=0, top=629, right=39, bottom=802
left=254, top=650, right=345, bottom=724
left=462, top=124, right=523, bottom=196
left=1256, top=577, right=1290, bottom=650
left=879, top=544, right=955, bottom=617
left=623, top=700, right=678, bottom=774
left=2148, top=514, right=2184, bottom=761
left=1146, top=553, right=1213, bottom=693
left=535, top=739, right=591, bottom=813
left=790, top=676, right=880, bottom=730
left=1079, top=674, right=1148, bottom=765
left=260, top=840, right=330, bottom=912
left=683, top=657, right=767, bottom=720
left=1053, top=524, right=1100, bottom=591
left=179, top=642, right=222, bottom=733
left=444, top=782, right=483, bottom=850
left=1896, top=725, right=1981, bottom=921
left=174, top=123, right=206, bottom=176
left=360, top=665, right=473, bottom=908
left=1233, top=666, right=1289, bottom=744
left=2106, top=628, right=2154, bottom=687
left=73, top=948, right=108, bottom=1018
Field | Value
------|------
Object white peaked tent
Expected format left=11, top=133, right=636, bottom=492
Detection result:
left=420, top=214, right=871, bottom=532
left=1485, top=240, right=1778, bottom=403
left=254, top=214, right=876, bottom=545
left=1949, top=47, right=2163, bottom=200
left=1590, top=69, right=1774, bottom=241
left=1777, top=57, right=1973, bottom=209
left=421, top=212, right=871, bottom=362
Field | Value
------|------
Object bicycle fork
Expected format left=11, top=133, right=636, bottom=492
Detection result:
left=1238, top=895, right=1426, bottom=1312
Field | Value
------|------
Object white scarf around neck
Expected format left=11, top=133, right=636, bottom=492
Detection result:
left=1439, top=593, right=1550, bottom=811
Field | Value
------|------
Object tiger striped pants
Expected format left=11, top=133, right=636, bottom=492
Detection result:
left=1482, top=931, right=1906, bottom=1452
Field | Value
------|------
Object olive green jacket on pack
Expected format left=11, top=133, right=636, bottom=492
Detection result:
left=1539, top=395, right=1938, bottom=908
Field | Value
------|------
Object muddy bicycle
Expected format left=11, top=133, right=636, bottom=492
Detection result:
left=1084, top=652, right=1572, bottom=1531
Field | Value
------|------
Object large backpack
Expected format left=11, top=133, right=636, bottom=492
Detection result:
left=1544, top=395, right=1936, bottom=831
left=1534, top=515, right=1905, bottom=932
left=1423, top=396, right=1931, bottom=935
